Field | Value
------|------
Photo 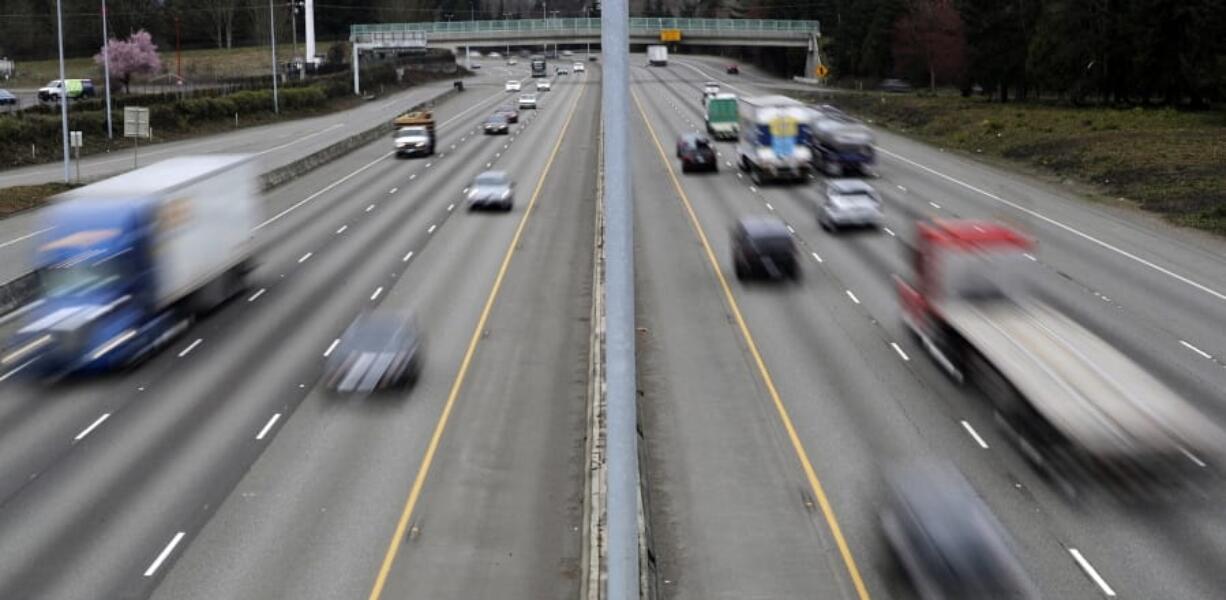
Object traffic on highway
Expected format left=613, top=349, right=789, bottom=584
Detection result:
left=1, top=39, right=1226, bottom=600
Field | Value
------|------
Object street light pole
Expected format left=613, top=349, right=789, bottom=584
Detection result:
left=269, top=0, right=279, bottom=113
left=55, top=0, right=70, bottom=183
left=101, top=0, right=113, bottom=139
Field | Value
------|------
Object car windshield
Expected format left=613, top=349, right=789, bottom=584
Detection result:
left=486, top=115, right=506, bottom=124
left=833, top=191, right=878, bottom=204
left=475, top=173, right=508, bottom=187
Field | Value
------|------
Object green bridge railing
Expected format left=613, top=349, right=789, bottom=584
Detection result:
left=352, top=17, right=819, bottom=39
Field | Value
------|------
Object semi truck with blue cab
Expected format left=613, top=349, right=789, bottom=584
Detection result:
left=809, top=105, right=876, bottom=176
left=3, top=155, right=257, bottom=376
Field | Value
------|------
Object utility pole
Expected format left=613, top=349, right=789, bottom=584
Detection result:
left=175, top=15, right=182, bottom=82
left=101, top=0, right=113, bottom=139
left=55, top=0, right=70, bottom=183
left=304, top=0, right=316, bottom=63
left=269, top=0, right=279, bottom=113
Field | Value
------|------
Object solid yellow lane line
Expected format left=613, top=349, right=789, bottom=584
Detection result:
left=366, top=75, right=590, bottom=600
left=631, top=89, right=873, bottom=600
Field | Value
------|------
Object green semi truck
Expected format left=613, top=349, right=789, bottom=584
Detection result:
left=704, top=93, right=738, bottom=140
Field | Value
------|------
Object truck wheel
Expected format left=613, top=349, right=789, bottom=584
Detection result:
left=750, top=166, right=764, bottom=186
left=739, top=156, right=749, bottom=172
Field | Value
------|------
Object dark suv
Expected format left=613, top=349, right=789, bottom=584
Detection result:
left=732, top=216, right=800, bottom=281
left=675, top=133, right=717, bottom=173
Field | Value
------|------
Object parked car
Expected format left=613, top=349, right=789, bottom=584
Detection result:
left=818, top=179, right=884, bottom=231
left=880, top=462, right=1038, bottom=600
left=467, top=170, right=515, bottom=211
left=879, top=78, right=913, bottom=93
left=536, top=79, right=552, bottom=92
left=495, top=106, right=519, bottom=123
left=518, top=93, right=537, bottom=109
left=505, top=79, right=521, bottom=92
left=732, top=216, right=800, bottom=281
left=0, top=89, right=16, bottom=106
left=675, top=133, right=717, bottom=173
left=323, top=311, right=424, bottom=394
left=726, top=64, right=740, bottom=74
left=483, top=113, right=510, bottom=135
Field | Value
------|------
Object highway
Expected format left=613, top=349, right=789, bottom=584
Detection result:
left=631, top=56, right=1226, bottom=599
left=0, top=58, right=597, bottom=599
left=0, top=49, right=1225, bottom=600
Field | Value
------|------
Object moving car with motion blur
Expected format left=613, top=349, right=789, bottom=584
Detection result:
left=701, top=81, right=720, bottom=102
left=324, top=311, right=423, bottom=394
left=0, top=89, right=16, bottom=106
left=574, top=62, right=585, bottom=72
left=494, top=106, right=519, bottom=123
left=392, top=111, right=436, bottom=157
left=483, top=113, right=510, bottom=135
left=518, top=93, right=537, bottom=110
left=675, top=133, right=717, bottom=173
left=731, top=216, right=800, bottom=281
left=880, top=462, right=1038, bottom=600
left=536, top=79, right=552, bottom=92
left=467, top=171, right=515, bottom=211
left=556, top=65, right=569, bottom=75
left=726, top=64, right=739, bottom=74
left=505, top=80, right=521, bottom=92
left=818, top=179, right=884, bottom=231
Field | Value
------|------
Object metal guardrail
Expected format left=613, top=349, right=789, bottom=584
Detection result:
left=352, top=17, right=819, bottom=40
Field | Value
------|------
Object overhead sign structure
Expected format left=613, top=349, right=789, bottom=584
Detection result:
left=660, top=29, right=681, bottom=42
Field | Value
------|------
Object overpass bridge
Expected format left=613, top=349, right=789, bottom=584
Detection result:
left=349, top=17, right=822, bottom=91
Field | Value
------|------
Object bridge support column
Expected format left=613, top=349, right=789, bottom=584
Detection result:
left=803, top=33, right=821, bottom=80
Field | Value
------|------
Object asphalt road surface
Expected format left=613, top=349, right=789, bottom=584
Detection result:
left=632, top=56, right=1226, bottom=600
left=0, top=62, right=597, bottom=600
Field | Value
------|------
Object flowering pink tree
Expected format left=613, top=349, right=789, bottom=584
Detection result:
left=94, top=30, right=162, bottom=93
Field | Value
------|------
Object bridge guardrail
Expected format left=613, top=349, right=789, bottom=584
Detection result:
left=352, top=17, right=819, bottom=40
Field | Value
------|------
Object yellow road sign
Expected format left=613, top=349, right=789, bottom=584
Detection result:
left=815, top=64, right=829, bottom=78
left=660, top=29, right=681, bottom=42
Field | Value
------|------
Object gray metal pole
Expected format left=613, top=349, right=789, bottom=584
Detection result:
left=55, top=0, right=70, bottom=183
left=352, top=43, right=360, bottom=95
left=101, top=0, right=113, bottom=139
left=269, top=0, right=279, bottom=113
left=602, top=0, right=638, bottom=595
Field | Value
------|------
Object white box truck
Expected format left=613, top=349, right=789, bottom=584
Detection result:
left=647, top=45, right=668, bottom=66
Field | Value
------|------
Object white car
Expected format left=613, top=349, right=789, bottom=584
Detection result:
left=703, top=81, right=720, bottom=96
left=505, top=80, right=521, bottom=92
left=818, top=179, right=884, bottom=231
left=536, top=80, right=552, bottom=91
left=574, top=62, right=585, bottom=72
left=562, top=50, right=573, bottom=57
left=507, top=58, right=518, bottom=65
left=489, top=52, right=502, bottom=58
left=518, top=93, right=538, bottom=109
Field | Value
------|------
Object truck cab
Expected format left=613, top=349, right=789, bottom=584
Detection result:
left=736, top=95, right=814, bottom=184
left=392, top=111, right=436, bottom=157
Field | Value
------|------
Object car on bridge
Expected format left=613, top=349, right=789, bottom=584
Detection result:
left=505, top=80, right=521, bottom=92
left=483, top=114, right=510, bottom=135
left=518, top=93, right=537, bottom=110
left=732, top=216, right=800, bottom=281
left=467, top=171, right=515, bottom=211
left=324, top=311, right=423, bottom=394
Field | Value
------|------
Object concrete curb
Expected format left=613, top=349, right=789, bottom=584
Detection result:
left=581, top=108, right=609, bottom=600
left=0, top=85, right=464, bottom=319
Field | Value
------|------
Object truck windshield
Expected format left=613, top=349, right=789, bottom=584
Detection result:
left=41, top=261, right=124, bottom=297
left=397, top=127, right=427, bottom=137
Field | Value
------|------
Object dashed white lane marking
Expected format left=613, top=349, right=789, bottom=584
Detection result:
left=255, top=152, right=391, bottom=231
left=896, top=185, right=907, bottom=192
left=845, top=290, right=861, bottom=304
left=425, top=162, right=433, bottom=168
left=786, top=225, right=796, bottom=234
left=0, top=358, right=35, bottom=383
left=402, top=251, right=414, bottom=262
left=960, top=420, right=989, bottom=449
left=750, top=186, right=759, bottom=193
left=928, top=201, right=941, bottom=209
left=447, top=203, right=455, bottom=211
left=726, top=161, right=732, bottom=167
left=878, top=146, right=1226, bottom=304
left=366, top=204, right=375, bottom=212
left=256, top=413, right=282, bottom=440
left=247, top=288, right=266, bottom=302
left=427, top=224, right=437, bottom=234
left=1068, top=548, right=1116, bottom=597
left=1023, top=252, right=1037, bottom=261
left=73, top=413, right=111, bottom=441
left=764, top=202, right=773, bottom=210
left=486, top=162, right=492, bottom=167
left=370, top=286, right=384, bottom=301
left=1180, top=340, right=1213, bottom=360
left=0, top=227, right=54, bottom=250
left=144, top=532, right=186, bottom=577
left=388, top=187, right=397, bottom=194
left=736, top=173, right=743, bottom=179
left=451, top=144, right=457, bottom=149
left=336, top=225, right=348, bottom=234
left=890, top=342, right=910, bottom=361
left=883, top=227, right=895, bottom=237
left=324, top=338, right=341, bottom=357
left=298, top=252, right=312, bottom=264
left=177, top=338, right=202, bottom=358
left=1182, top=447, right=1207, bottom=468
left=410, top=173, right=417, bottom=180
left=812, top=252, right=824, bottom=263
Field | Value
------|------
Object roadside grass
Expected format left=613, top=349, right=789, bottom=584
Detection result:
left=5, top=45, right=285, bottom=88
left=0, top=183, right=77, bottom=218
left=810, top=91, right=1226, bottom=235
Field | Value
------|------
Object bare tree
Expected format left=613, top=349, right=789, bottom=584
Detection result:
left=204, top=0, right=239, bottom=48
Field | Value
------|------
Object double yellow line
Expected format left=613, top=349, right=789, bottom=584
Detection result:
left=366, top=75, right=590, bottom=600
left=631, top=89, right=872, bottom=600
